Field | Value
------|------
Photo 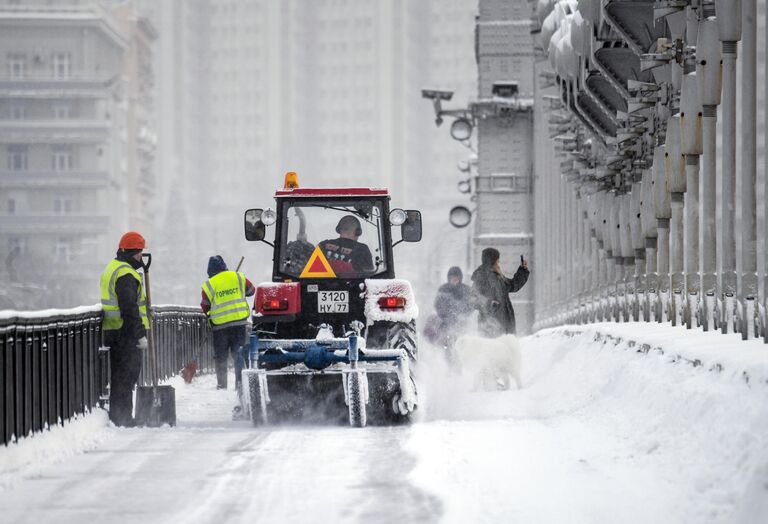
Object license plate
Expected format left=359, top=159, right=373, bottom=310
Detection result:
left=318, top=291, right=349, bottom=313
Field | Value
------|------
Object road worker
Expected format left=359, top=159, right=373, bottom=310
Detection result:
left=200, top=255, right=255, bottom=402
left=99, top=231, right=149, bottom=427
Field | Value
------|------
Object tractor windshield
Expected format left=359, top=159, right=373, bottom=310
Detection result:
left=278, top=200, right=388, bottom=278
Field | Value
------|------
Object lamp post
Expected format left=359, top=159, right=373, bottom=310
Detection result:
left=739, top=0, right=758, bottom=340
left=715, top=0, right=741, bottom=334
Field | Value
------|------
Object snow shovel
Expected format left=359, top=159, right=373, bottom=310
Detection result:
left=134, top=253, right=177, bottom=427
left=180, top=255, right=246, bottom=384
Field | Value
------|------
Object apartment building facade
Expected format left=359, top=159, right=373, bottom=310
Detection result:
left=0, top=1, right=155, bottom=308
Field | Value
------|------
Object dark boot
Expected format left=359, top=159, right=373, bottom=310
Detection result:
left=216, top=360, right=227, bottom=389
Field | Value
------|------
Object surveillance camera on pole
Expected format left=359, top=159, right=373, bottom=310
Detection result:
left=421, top=88, right=454, bottom=126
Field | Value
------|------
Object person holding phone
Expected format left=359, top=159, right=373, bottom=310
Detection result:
left=470, top=248, right=529, bottom=336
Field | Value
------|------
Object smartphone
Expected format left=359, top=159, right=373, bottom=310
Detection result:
left=520, top=255, right=524, bottom=264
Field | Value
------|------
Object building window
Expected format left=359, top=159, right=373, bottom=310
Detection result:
left=52, top=146, right=73, bottom=171
left=54, top=238, right=71, bottom=262
left=8, top=199, right=15, bottom=214
left=10, top=105, right=25, bottom=119
left=7, top=145, right=28, bottom=171
left=52, top=52, right=71, bottom=79
left=53, top=105, right=70, bottom=119
left=53, top=195, right=74, bottom=215
left=8, top=237, right=26, bottom=257
left=7, top=53, right=25, bottom=79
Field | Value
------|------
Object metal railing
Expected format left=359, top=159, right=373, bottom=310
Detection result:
left=141, top=306, right=214, bottom=386
left=1, top=305, right=212, bottom=446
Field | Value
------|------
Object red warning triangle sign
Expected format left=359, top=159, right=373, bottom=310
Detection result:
left=300, top=246, right=337, bottom=279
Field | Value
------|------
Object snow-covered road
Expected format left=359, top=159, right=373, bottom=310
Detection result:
left=0, top=374, right=440, bottom=524
left=2, top=325, right=767, bottom=524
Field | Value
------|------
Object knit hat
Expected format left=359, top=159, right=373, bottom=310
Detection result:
left=207, top=255, right=227, bottom=277
left=447, top=266, right=463, bottom=282
left=118, top=231, right=145, bottom=250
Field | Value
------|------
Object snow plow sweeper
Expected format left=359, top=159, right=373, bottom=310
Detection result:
left=241, top=173, right=422, bottom=427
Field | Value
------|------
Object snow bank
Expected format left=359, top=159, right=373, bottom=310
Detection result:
left=412, top=323, right=768, bottom=523
left=542, top=322, right=768, bottom=385
left=364, top=278, right=419, bottom=324
left=0, top=304, right=101, bottom=321
left=0, top=410, right=112, bottom=490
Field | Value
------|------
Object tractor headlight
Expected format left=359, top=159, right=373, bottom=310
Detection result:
left=389, top=208, right=407, bottom=226
left=261, top=207, right=277, bottom=226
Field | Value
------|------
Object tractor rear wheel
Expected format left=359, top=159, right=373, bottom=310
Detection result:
left=365, top=320, right=418, bottom=424
left=385, top=320, right=417, bottom=360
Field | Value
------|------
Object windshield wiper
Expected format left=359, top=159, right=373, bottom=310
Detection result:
left=297, top=204, right=378, bottom=226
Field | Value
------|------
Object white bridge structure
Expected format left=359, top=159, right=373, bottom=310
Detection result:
left=528, top=0, right=768, bottom=340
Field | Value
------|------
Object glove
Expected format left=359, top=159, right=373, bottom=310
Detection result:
left=137, top=337, right=148, bottom=351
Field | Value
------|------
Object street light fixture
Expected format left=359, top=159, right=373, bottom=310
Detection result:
left=450, top=117, right=473, bottom=141
left=449, top=205, right=472, bottom=228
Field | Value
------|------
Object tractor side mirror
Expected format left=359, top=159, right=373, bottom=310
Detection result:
left=401, top=210, right=422, bottom=242
left=244, top=209, right=266, bottom=241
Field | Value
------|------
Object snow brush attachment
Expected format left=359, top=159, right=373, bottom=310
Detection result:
left=244, top=331, right=413, bottom=427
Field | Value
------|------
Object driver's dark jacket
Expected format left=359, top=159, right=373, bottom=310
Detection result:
left=318, top=237, right=374, bottom=275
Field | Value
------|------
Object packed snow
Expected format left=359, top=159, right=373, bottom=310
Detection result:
left=0, top=304, right=101, bottom=320
left=0, top=323, right=766, bottom=523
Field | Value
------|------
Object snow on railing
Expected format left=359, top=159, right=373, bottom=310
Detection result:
left=0, top=305, right=213, bottom=446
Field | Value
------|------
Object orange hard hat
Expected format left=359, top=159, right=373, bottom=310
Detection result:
left=118, top=231, right=145, bottom=250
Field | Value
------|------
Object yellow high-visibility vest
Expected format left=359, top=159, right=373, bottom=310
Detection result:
left=202, top=271, right=250, bottom=327
left=100, top=259, right=149, bottom=331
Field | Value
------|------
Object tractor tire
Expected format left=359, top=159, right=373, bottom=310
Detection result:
left=247, top=371, right=268, bottom=426
left=347, top=371, right=367, bottom=428
left=365, top=320, right=417, bottom=425
left=385, top=320, right=418, bottom=360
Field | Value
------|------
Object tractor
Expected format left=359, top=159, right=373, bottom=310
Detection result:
left=241, top=173, right=422, bottom=427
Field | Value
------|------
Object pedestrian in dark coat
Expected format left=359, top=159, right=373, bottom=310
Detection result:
left=471, top=248, right=529, bottom=336
left=434, top=266, right=473, bottom=326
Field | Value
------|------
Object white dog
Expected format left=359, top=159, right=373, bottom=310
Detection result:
left=453, top=334, right=522, bottom=390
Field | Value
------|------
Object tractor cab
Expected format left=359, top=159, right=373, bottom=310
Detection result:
left=241, top=173, right=422, bottom=427
left=243, top=174, right=422, bottom=340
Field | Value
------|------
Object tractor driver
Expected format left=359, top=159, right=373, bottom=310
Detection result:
left=318, top=215, right=374, bottom=275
